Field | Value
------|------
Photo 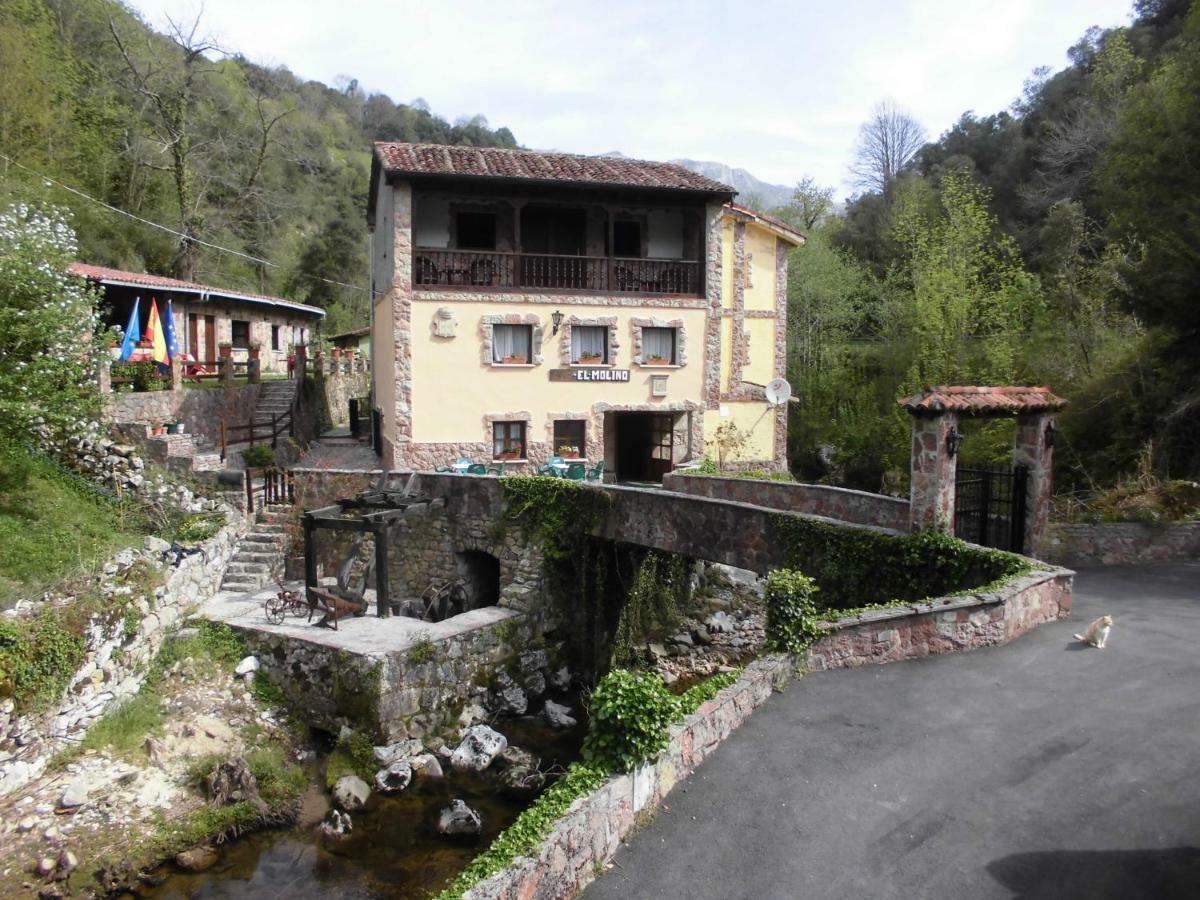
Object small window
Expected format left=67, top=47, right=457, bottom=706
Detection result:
left=492, top=324, right=533, bottom=364
left=493, top=421, right=526, bottom=459
left=571, top=325, right=608, bottom=364
left=231, top=320, right=250, bottom=349
left=271, top=324, right=281, bottom=351
left=457, top=212, right=497, bottom=250
left=642, top=327, right=676, bottom=365
left=553, top=420, right=585, bottom=458
left=613, top=220, right=642, bottom=258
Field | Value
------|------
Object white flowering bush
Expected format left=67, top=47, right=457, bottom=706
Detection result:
left=0, top=204, right=102, bottom=486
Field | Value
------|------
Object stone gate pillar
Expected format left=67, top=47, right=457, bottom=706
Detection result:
left=1013, top=412, right=1055, bottom=557
left=908, top=412, right=959, bottom=534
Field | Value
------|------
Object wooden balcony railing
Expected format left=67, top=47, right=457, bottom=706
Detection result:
left=412, top=248, right=702, bottom=296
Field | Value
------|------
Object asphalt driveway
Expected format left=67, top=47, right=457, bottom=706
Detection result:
left=585, top=564, right=1200, bottom=900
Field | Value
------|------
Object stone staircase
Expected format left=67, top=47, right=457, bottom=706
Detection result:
left=253, top=380, right=296, bottom=434
left=219, top=504, right=291, bottom=593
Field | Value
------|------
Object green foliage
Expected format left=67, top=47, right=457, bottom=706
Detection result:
left=110, top=360, right=167, bottom=392
left=77, top=688, right=165, bottom=758
left=240, top=444, right=276, bottom=468
left=768, top=515, right=1028, bottom=613
left=764, top=569, right=823, bottom=654
left=174, top=514, right=224, bottom=544
left=435, top=762, right=609, bottom=900
left=0, top=203, right=101, bottom=451
left=678, top=669, right=741, bottom=713
left=690, top=459, right=795, bottom=482
left=325, top=729, right=376, bottom=789
left=581, top=669, right=683, bottom=773
left=611, top=552, right=686, bottom=668
left=408, top=637, right=436, bottom=664
left=0, top=610, right=85, bottom=712
left=250, top=670, right=286, bottom=706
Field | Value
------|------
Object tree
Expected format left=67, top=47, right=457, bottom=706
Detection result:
left=109, top=11, right=223, bottom=280
left=0, top=204, right=101, bottom=479
left=778, top=177, right=834, bottom=231
left=849, top=101, right=926, bottom=195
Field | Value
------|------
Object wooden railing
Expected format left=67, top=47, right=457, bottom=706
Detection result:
left=245, top=466, right=295, bottom=512
left=220, top=412, right=290, bottom=461
left=412, top=248, right=702, bottom=295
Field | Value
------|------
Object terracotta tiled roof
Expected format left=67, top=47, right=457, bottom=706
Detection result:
left=70, top=263, right=325, bottom=317
left=374, top=143, right=735, bottom=194
left=724, top=201, right=807, bottom=246
left=897, top=385, right=1068, bottom=415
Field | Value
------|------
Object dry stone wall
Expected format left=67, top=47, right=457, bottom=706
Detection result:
left=1040, top=521, right=1200, bottom=567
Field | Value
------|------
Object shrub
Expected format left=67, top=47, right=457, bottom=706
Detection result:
left=241, top=444, right=276, bottom=468
left=763, top=569, right=822, bottom=654
left=175, top=514, right=223, bottom=544
left=582, top=668, right=682, bottom=773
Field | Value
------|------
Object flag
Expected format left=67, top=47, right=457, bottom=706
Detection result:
left=118, top=297, right=141, bottom=361
left=146, top=298, right=169, bottom=368
left=163, top=299, right=180, bottom=365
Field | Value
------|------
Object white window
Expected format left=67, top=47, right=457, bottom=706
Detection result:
left=492, top=324, right=533, bottom=364
left=571, top=326, right=608, bottom=364
left=642, top=327, right=676, bottom=364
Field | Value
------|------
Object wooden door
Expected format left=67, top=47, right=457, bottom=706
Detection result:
left=203, top=315, right=216, bottom=363
left=187, top=314, right=199, bottom=359
left=647, top=414, right=674, bottom=482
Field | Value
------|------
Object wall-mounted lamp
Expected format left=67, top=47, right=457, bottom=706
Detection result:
left=946, top=426, right=964, bottom=457
left=551, top=309, right=564, bottom=335
left=1045, top=420, right=1057, bottom=449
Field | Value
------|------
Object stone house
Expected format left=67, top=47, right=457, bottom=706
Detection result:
left=367, top=143, right=805, bottom=479
left=73, top=263, right=325, bottom=375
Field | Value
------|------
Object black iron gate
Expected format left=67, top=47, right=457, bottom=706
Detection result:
left=954, top=463, right=1028, bottom=551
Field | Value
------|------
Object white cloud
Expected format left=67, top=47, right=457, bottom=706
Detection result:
left=124, top=0, right=1133, bottom=195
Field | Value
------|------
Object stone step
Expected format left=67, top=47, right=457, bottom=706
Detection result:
left=253, top=524, right=287, bottom=535
left=234, top=550, right=278, bottom=563
left=258, top=510, right=290, bottom=524
left=220, top=575, right=265, bottom=590
left=226, top=561, right=272, bottom=575
left=242, top=534, right=285, bottom=547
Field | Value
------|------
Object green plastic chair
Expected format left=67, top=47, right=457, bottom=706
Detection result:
left=549, top=455, right=565, bottom=466
left=466, top=463, right=487, bottom=475
left=486, top=462, right=505, bottom=476
left=564, top=462, right=586, bottom=481
left=585, top=461, right=605, bottom=481
left=536, top=464, right=560, bottom=477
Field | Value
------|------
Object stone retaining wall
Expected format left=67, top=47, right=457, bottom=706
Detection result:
left=662, top=471, right=911, bottom=531
left=1040, top=521, right=1200, bottom=567
left=463, top=655, right=792, bottom=900
left=0, top=508, right=246, bottom=795
left=805, top=567, right=1073, bottom=672
left=105, top=383, right=262, bottom=441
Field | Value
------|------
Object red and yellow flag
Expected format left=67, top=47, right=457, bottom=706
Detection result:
left=145, top=298, right=170, bottom=366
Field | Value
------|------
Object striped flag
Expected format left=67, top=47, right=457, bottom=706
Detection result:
left=146, top=298, right=169, bottom=368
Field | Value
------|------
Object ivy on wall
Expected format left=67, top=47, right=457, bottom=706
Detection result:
left=611, top=551, right=687, bottom=669
left=763, top=569, right=822, bottom=654
left=767, top=515, right=1029, bottom=612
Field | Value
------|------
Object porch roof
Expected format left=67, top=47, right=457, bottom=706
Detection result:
left=70, top=263, right=326, bottom=319
left=897, top=385, right=1068, bottom=416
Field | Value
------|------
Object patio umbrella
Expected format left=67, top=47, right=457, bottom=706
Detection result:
left=118, top=297, right=141, bottom=361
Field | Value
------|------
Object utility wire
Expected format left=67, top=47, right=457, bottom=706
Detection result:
left=0, top=150, right=370, bottom=295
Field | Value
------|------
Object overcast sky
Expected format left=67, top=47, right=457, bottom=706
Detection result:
left=125, top=0, right=1134, bottom=197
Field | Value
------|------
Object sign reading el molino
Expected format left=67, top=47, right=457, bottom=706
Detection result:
left=548, top=367, right=632, bottom=383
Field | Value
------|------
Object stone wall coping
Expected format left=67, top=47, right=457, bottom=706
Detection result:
left=290, top=467, right=391, bottom=476
left=669, top=471, right=911, bottom=511
left=818, top=565, right=1073, bottom=633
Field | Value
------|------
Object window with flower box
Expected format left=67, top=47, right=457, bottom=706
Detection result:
left=493, top=421, right=526, bottom=459
left=492, top=324, right=533, bottom=364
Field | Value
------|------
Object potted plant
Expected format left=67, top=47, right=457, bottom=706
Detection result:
left=344, top=347, right=355, bottom=362
left=578, top=353, right=603, bottom=365
left=331, top=346, right=343, bottom=358
left=150, top=422, right=166, bottom=437
left=499, top=443, right=524, bottom=460
left=501, top=354, right=529, bottom=365
left=218, top=341, right=233, bottom=359
left=248, top=340, right=262, bottom=360
left=557, top=444, right=581, bottom=459
left=166, top=422, right=186, bottom=435
left=645, top=355, right=671, bottom=366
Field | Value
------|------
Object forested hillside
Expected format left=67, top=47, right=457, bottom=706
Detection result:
left=0, top=0, right=518, bottom=332
left=772, top=0, right=1200, bottom=496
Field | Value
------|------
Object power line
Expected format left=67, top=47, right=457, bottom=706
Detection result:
left=0, top=150, right=369, bottom=295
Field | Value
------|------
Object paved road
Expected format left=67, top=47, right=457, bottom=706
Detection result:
left=585, top=564, right=1200, bottom=900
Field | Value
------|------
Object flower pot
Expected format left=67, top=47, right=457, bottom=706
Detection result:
left=502, top=356, right=529, bottom=365
left=645, top=356, right=671, bottom=366
left=578, top=356, right=603, bottom=365
left=166, top=422, right=185, bottom=435
left=218, top=345, right=233, bottom=359
left=331, top=347, right=343, bottom=358
left=248, top=346, right=261, bottom=360
left=150, top=425, right=165, bottom=437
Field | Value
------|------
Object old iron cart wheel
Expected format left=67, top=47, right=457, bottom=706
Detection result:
left=264, top=594, right=286, bottom=625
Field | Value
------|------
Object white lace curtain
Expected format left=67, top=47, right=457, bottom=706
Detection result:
left=492, top=325, right=532, bottom=362
left=642, top=327, right=675, bottom=362
left=571, top=326, right=607, bottom=362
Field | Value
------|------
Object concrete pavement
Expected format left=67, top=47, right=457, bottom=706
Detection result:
left=584, top=564, right=1200, bottom=900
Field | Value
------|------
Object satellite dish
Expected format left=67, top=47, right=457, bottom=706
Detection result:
left=765, top=378, right=792, bottom=406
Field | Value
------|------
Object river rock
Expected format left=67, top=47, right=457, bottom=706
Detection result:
left=524, top=670, right=547, bottom=698
left=373, top=738, right=424, bottom=767
left=547, top=666, right=571, bottom=691
left=498, top=764, right=545, bottom=798
left=450, top=725, right=507, bottom=772
left=234, top=656, right=260, bottom=676
left=669, top=632, right=694, bottom=647
left=373, top=761, right=412, bottom=794
left=332, top=775, right=371, bottom=811
left=492, top=672, right=528, bottom=716
left=36, top=856, right=57, bottom=877
left=691, top=627, right=713, bottom=646
left=411, top=753, right=444, bottom=779
left=58, top=782, right=88, bottom=810
left=144, top=535, right=172, bottom=555
left=437, top=799, right=482, bottom=836
left=706, top=611, right=735, bottom=634
left=519, top=649, right=548, bottom=674
left=175, top=846, right=218, bottom=872
left=543, top=700, right=578, bottom=729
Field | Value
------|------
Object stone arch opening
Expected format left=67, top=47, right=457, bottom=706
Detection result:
left=455, top=549, right=501, bottom=610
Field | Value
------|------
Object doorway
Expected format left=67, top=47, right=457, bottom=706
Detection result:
left=203, top=314, right=216, bottom=362
left=613, top=412, right=675, bottom=483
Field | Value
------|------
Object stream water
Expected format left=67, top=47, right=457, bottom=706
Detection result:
left=144, top=713, right=586, bottom=899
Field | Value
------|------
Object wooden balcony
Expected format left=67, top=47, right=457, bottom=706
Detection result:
left=412, top=249, right=702, bottom=296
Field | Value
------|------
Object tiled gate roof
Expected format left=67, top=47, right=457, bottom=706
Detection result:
left=897, top=386, right=1068, bottom=416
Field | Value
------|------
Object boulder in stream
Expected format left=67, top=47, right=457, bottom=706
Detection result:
left=437, top=799, right=482, bottom=836
left=175, top=847, right=218, bottom=872
left=373, top=761, right=413, bottom=794
left=491, top=672, right=528, bottom=716
left=411, top=753, right=444, bottom=779
left=543, top=700, right=578, bottom=729
left=373, top=738, right=424, bottom=767
left=450, top=725, right=507, bottom=772
left=333, top=775, right=371, bottom=811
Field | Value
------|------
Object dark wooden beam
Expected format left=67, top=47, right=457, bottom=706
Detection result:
left=375, top=523, right=390, bottom=618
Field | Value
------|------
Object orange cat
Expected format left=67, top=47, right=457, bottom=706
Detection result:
left=1074, top=614, right=1113, bottom=649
